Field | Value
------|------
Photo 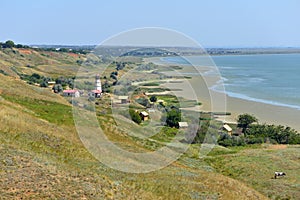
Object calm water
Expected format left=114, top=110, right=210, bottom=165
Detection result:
left=161, top=54, right=300, bottom=110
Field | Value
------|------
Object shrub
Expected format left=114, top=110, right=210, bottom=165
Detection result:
left=150, top=95, right=157, bottom=103
left=165, top=106, right=181, bottom=128
left=237, top=113, right=258, bottom=133
left=136, top=98, right=149, bottom=107
left=129, top=109, right=142, bottom=124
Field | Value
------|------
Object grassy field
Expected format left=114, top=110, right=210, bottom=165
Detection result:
left=205, top=145, right=300, bottom=199
left=0, top=48, right=299, bottom=199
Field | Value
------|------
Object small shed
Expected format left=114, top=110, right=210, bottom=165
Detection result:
left=63, top=90, right=80, bottom=98
left=89, top=89, right=102, bottom=98
left=118, top=96, right=129, bottom=104
left=47, top=81, right=56, bottom=87
left=222, top=124, right=233, bottom=135
left=178, top=122, right=189, bottom=129
left=112, top=99, right=122, bottom=104
left=140, top=111, right=149, bottom=121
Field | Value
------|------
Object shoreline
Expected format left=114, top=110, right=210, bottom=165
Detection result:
left=146, top=57, right=300, bottom=131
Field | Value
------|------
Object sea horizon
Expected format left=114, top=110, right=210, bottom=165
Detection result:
left=160, top=53, right=300, bottom=111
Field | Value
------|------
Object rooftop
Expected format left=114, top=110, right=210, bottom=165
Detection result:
left=178, top=122, right=188, bottom=128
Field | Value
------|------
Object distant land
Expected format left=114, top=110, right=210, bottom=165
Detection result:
left=30, top=45, right=300, bottom=56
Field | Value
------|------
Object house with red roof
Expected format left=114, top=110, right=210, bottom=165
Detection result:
left=89, top=89, right=102, bottom=98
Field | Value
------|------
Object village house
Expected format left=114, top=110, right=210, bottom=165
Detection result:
left=222, top=124, right=233, bottom=135
left=118, top=96, right=129, bottom=104
left=178, top=122, right=189, bottom=129
left=63, top=90, right=80, bottom=97
left=47, top=81, right=56, bottom=87
left=89, top=90, right=102, bottom=98
left=140, top=111, right=149, bottom=121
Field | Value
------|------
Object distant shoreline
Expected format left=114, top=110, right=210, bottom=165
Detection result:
left=27, top=45, right=300, bottom=56
left=146, top=56, right=300, bottom=131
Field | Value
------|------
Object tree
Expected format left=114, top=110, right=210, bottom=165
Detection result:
left=4, top=40, right=15, bottom=48
left=40, top=81, right=48, bottom=87
left=52, top=84, right=63, bottom=93
left=129, top=109, right=142, bottom=124
left=136, top=97, right=149, bottom=107
left=165, top=106, right=181, bottom=128
left=237, top=113, right=258, bottom=134
left=149, top=95, right=157, bottom=103
left=31, top=73, right=41, bottom=79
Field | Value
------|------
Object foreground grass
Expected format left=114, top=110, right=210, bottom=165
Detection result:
left=204, top=145, right=300, bottom=200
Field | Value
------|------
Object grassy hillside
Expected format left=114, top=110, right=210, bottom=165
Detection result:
left=205, top=145, right=300, bottom=199
left=0, top=48, right=83, bottom=78
left=0, top=48, right=298, bottom=199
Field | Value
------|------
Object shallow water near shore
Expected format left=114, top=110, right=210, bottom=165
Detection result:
left=162, top=54, right=300, bottom=110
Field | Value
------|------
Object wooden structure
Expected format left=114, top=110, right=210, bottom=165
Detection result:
left=140, top=111, right=149, bottom=121
left=178, top=122, right=189, bottom=128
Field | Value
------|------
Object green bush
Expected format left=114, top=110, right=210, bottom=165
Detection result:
left=165, top=106, right=181, bottom=128
left=150, top=95, right=157, bottom=102
left=136, top=98, right=149, bottom=107
left=129, top=109, right=142, bottom=124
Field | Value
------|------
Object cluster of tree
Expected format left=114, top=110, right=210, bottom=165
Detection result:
left=110, top=71, right=118, bottom=80
left=20, top=73, right=75, bottom=92
left=121, top=48, right=177, bottom=57
left=55, top=76, right=74, bottom=89
left=0, top=40, right=29, bottom=49
left=237, top=113, right=258, bottom=133
left=0, top=40, right=90, bottom=55
left=52, top=77, right=75, bottom=93
left=20, top=73, right=52, bottom=87
left=36, top=47, right=90, bottom=54
left=217, top=114, right=300, bottom=146
left=149, top=95, right=157, bottom=103
left=136, top=62, right=157, bottom=71
left=131, top=95, right=181, bottom=127
left=246, top=124, right=300, bottom=144
left=160, top=105, right=181, bottom=128
left=101, top=80, right=111, bottom=93
left=115, top=62, right=126, bottom=71
left=54, top=48, right=88, bottom=54
left=136, top=97, right=150, bottom=108
left=182, top=113, right=300, bottom=146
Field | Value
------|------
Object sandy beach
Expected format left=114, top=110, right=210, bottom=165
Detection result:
left=147, top=57, right=300, bottom=131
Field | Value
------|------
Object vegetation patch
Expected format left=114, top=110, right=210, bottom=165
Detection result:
left=2, top=95, right=73, bottom=126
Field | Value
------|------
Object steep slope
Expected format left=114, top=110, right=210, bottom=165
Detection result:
left=0, top=50, right=270, bottom=199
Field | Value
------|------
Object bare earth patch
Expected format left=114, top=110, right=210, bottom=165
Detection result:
left=268, top=144, right=288, bottom=149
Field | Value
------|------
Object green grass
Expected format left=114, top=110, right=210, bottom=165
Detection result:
left=204, top=145, right=300, bottom=199
left=150, top=127, right=179, bottom=143
left=156, top=95, right=199, bottom=108
left=2, top=94, right=74, bottom=126
left=144, top=87, right=171, bottom=93
left=141, top=82, right=161, bottom=86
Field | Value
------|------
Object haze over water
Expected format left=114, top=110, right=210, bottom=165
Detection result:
left=162, top=54, right=300, bottom=110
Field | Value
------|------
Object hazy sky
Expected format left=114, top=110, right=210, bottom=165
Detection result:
left=1, top=0, right=300, bottom=47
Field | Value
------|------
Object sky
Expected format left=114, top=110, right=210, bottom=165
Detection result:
left=1, top=0, right=300, bottom=47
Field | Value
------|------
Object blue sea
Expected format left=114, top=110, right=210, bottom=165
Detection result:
left=161, top=54, right=300, bottom=110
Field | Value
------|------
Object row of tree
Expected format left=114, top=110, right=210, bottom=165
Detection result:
left=20, top=73, right=75, bottom=92
left=218, top=114, right=300, bottom=146
left=0, top=40, right=29, bottom=49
